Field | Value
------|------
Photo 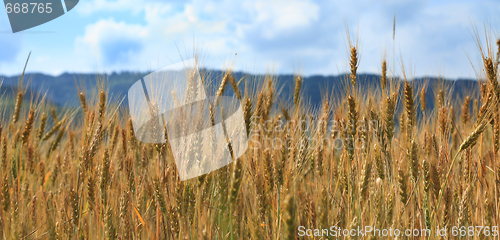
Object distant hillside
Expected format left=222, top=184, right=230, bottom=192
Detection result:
left=0, top=71, right=481, bottom=115
left=0, top=83, right=62, bottom=121
left=1, top=72, right=145, bottom=108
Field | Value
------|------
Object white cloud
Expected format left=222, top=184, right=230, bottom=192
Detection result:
left=74, top=0, right=492, bottom=78
left=248, top=0, right=320, bottom=39
left=75, top=18, right=148, bottom=66
left=76, top=0, right=145, bottom=15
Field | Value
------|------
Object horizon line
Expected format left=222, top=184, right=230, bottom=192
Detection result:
left=0, top=70, right=480, bottom=81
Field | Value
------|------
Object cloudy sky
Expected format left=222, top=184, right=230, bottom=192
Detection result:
left=0, top=0, right=498, bottom=78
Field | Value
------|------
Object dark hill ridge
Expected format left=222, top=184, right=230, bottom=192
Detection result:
left=0, top=71, right=481, bottom=114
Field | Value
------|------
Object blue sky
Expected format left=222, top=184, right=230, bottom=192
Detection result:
left=0, top=0, right=499, bottom=78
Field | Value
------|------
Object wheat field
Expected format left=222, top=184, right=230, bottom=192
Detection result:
left=0, top=36, right=500, bottom=240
